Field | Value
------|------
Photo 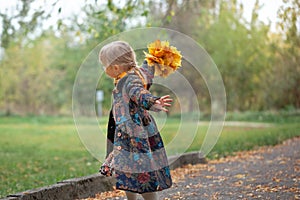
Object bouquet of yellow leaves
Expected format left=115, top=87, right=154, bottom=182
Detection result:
left=144, top=40, right=182, bottom=77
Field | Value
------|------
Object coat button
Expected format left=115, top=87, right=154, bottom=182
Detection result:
left=117, top=132, right=122, bottom=137
left=117, top=146, right=122, bottom=150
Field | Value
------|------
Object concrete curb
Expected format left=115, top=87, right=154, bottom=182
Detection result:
left=1, top=152, right=206, bottom=200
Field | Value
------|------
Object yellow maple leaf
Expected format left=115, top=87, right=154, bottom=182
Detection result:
left=144, top=40, right=182, bottom=77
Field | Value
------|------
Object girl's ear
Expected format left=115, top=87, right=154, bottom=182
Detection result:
left=113, top=65, right=120, bottom=71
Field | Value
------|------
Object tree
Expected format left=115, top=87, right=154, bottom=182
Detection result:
left=0, top=0, right=58, bottom=115
left=147, top=0, right=273, bottom=111
left=0, top=0, right=57, bottom=49
left=266, top=0, right=300, bottom=109
left=0, top=31, right=70, bottom=115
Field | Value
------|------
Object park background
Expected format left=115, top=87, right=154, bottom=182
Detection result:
left=0, top=0, right=299, bottom=198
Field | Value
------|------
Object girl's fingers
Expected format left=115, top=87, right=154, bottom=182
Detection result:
left=163, top=99, right=173, bottom=103
left=160, top=96, right=173, bottom=102
left=160, top=95, right=170, bottom=99
left=154, top=103, right=168, bottom=112
left=155, top=95, right=173, bottom=112
left=161, top=107, right=168, bottom=112
left=160, top=95, right=172, bottom=101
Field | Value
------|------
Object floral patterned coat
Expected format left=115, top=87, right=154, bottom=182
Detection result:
left=111, top=61, right=172, bottom=193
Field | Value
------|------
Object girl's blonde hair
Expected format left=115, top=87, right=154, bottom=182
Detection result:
left=99, top=41, right=137, bottom=69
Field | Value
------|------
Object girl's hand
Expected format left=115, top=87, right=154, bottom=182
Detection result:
left=154, top=95, right=173, bottom=112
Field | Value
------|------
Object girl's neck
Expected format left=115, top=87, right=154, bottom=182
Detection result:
left=116, top=71, right=128, bottom=80
left=114, top=70, right=130, bottom=85
left=114, top=67, right=136, bottom=85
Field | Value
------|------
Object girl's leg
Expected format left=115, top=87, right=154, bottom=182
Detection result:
left=125, top=191, right=137, bottom=200
left=141, top=192, right=158, bottom=200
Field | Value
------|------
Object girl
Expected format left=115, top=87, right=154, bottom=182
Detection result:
left=99, top=41, right=173, bottom=200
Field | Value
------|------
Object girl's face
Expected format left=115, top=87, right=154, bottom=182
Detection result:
left=105, top=65, right=120, bottom=78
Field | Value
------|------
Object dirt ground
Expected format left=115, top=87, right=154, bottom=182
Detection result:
left=86, top=137, right=300, bottom=200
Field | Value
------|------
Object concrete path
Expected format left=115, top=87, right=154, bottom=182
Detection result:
left=86, top=137, right=300, bottom=200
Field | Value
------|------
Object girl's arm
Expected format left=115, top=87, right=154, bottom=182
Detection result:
left=126, top=75, right=172, bottom=112
left=139, top=60, right=154, bottom=89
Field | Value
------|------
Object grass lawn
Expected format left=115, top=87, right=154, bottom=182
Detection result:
left=0, top=112, right=299, bottom=197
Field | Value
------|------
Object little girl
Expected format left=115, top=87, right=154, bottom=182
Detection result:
left=99, top=41, right=173, bottom=200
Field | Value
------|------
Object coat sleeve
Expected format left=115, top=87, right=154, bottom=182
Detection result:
left=126, top=74, right=160, bottom=110
left=139, top=60, right=154, bottom=89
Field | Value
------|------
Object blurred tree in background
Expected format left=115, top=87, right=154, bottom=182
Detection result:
left=0, top=0, right=60, bottom=115
left=266, top=0, right=300, bottom=110
left=0, top=0, right=299, bottom=116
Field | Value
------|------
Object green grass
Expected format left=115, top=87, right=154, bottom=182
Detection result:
left=0, top=122, right=94, bottom=196
left=224, top=110, right=300, bottom=123
left=199, top=123, right=300, bottom=159
left=0, top=112, right=300, bottom=197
